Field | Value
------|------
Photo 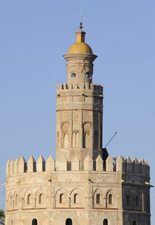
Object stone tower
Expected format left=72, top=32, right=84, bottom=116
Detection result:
left=5, top=24, right=151, bottom=225
left=56, top=23, right=103, bottom=168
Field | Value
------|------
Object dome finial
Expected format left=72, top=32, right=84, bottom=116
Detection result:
left=79, top=21, right=83, bottom=31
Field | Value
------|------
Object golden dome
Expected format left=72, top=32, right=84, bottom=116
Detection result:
left=68, top=42, right=93, bottom=54
left=67, top=23, right=93, bottom=55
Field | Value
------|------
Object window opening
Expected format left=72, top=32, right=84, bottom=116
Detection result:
left=108, top=194, right=112, bottom=204
left=103, top=219, right=108, bottom=225
left=74, top=194, right=78, bottom=203
left=96, top=194, right=100, bottom=204
left=27, top=194, right=31, bottom=205
left=60, top=193, right=64, bottom=204
left=32, top=219, right=38, bottom=225
left=39, top=193, right=43, bottom=204
left=66, top=218, right=72, bottom=225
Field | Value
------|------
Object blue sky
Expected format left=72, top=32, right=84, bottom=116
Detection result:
left=0, top=0, right=155, bottom=221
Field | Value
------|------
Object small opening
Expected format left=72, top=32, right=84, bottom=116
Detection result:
left=39, top=193, right=43, bottom=204
left=71, top=73, right=76, bottom=79
left=60, top=193, right=64, bottom=204
left=27, top=194, right=31, bottom=205
left=66, top=218, right=72, bottom=225
left=32, top=219, right=38, bottom=225
left=103, top=160, right=106, bottom=171
left=96, top=194, right=100, bottom=204
left=85, top=72, right=90, bottom=79
left=67, top=161, right=71, bottom=171
left=103, top=219, right=108, bottom=225
left=74, top=193, right=78, bottom=203
left=133, top=220, right=137, bottom=225
left=108, top=194, right=112, bottom=204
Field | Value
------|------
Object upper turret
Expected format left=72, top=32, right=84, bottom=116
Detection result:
left=64, top=23, right=97, bottom=86
left=67, top=22, right=93, bottom=55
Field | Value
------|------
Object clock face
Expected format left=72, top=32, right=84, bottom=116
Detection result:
left=71, top=73, right=76, bottom=78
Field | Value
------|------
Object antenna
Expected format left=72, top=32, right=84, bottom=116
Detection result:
left=105, top=131, right=117, bottom=148
left=80, top=0, right=84, bottom=31
left=80, top=0, right=83, bottom=23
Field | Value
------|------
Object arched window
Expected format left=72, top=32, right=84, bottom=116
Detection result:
left=96, top=194, right=100, bottom=204
left=27, top=194, right=31, bottom=205
left=103, top=219, right=108, bottom=225
left=108, top=194, right=112, bottom=204
left=67, top=161, right=71, bottom=171
left=84, top=132, right=89, bottom=148
left=83, top=123, right=91, bottom=148
left=60, top=193, right=64, bottom=203
left=74, top=193, right=78, bottom=203
left=64, top=132, right=69, bottom=148
left=136, top=196, right=139, bottom=206
left=73, top=131, right=79, bottom=148
left=62, top=122, right=69, bottom=148
left=66, top=218, right=72, bottom=225
left=133, top=220, right=137, bottom=225
left=39, top=193, right=43, bottom=204
left=126, top=195, right=130, bottom=207
left=32, top=219, right=38, bottom=225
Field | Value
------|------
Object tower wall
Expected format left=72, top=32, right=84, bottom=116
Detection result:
left=5, top=155, right=150, bottom=225
left=56, top=83, right=103, bottom=167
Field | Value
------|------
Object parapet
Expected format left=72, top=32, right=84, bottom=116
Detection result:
left=6, top=155, right=150, bottom=177
left=56, top=83, right=103, bottom=95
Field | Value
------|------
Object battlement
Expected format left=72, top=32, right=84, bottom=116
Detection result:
left=6, top=155, right=150, bottom=177
left=56, top=83, right=103, bottom=95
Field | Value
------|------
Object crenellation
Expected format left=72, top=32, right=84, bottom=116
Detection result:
left=36, top=155, right=45, bottom=172
left=84, top=156, right=93, bottom=171
left=141, top=159, right=150, bottom=177
left=6, top=160, right=10, bottom=176
left=96, top=155, right=103, bottom=171
left=71, top=159, right=80, bottom=171
left=55, top=160, right=67, bottom=171
left=18, top=156, right=26, bottom=173
left=9, top=160, right=14, bottom=176
left=6, top=155, right=150, bottom=176
left=126, top=157, right=133, bottom=173
left=27, top=156, right=36, bottom=173
left=106, top=155, right=113, bottom=172
left=133, top=157, right=140, bottom=174
left=56, top=83, right=103, bottom=95
left=116, top=156, right=125, bottom=172
left=13, top=159, right=18, bottom=174
left=46, top=156, right=55, bottom=172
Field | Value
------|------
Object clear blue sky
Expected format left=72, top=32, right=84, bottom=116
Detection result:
left=0, top=0, right=155, bottom=221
